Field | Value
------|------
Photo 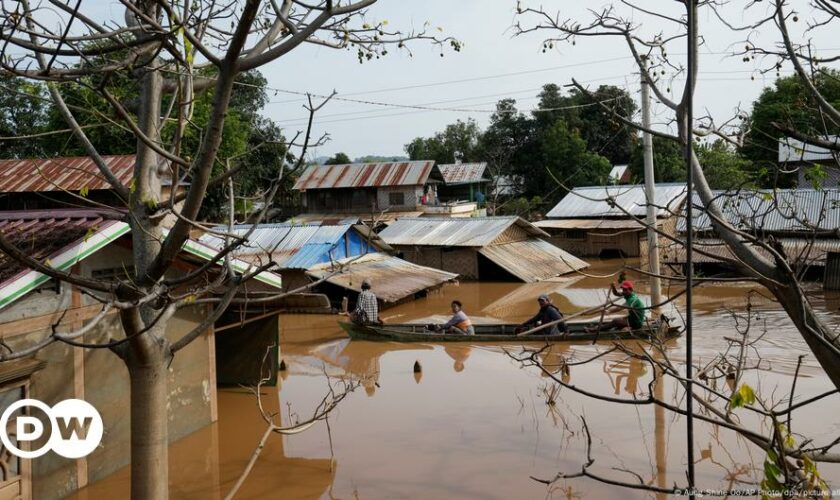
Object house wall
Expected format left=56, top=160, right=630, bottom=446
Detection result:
left=545, top=230, right=642, bottom=258
left=639, top=217, right=679, bottom=271
left=394, top=246, right=479, bottom=279
left=375, top=186, right=422, bottom=211
left=0, top=246, right=216, bottom=500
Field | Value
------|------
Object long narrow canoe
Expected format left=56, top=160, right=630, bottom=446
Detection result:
left=338, top=320, right=681, bottom=343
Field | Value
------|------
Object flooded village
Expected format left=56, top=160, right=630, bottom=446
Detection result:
left=1, top=2, right=840, bottom=500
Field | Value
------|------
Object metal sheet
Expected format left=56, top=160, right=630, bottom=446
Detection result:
left=294, top=161, right=435, bottom=190
left=778, top=136, right=838, bottom=162
left=477, top=239, right=589, bottom=282
left=379, top=216, right=547, bottom=247
left=661, top=237, right=840, bottom=265
left=437, top=163, right=488, bottom=185
left=679, top=189, right=840, bottom=233
left=306, top=253, right=457, bottom=303
left=546, top=183, right=687, bottom=218
left=0, top=155, right=135, bottom=192
left=199, top=223, right=352, bottom=264
left=534, top=218, right=654, bottom=230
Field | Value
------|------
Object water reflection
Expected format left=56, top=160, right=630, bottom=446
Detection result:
left=73, top=259, right=840, bottom=499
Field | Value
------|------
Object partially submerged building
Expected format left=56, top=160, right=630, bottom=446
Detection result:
left=663, top=188, right=840, bottom=277
left=378, top=216, right=589, bottom=282
left=292, top=161, right=480, bottom=225
left=199, top=223, right=455, bottom=307
left=436, top=162, right=490, bottom=203
left=535, top=183, right=688, bottom=258
left=778, top=136, right=840, bottom=188
left=0, top=209, right=285, bottom=498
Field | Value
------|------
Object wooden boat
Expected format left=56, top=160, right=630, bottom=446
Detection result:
left=338, top=320, right=681, bottom=343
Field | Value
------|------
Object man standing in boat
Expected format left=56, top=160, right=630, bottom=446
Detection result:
left=351, top=279, right=383, bottom=326
left=589, top=281, right=646, bottom=332
left=521, top=294, right=567, bottom=335
left=438, top=300, right=474, bottom=335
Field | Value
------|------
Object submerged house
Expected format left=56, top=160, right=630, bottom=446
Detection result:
left=778, top=136, right=840, bottom=188
left=663, top=188, right=840, bottom=277
left=0, top=209, right=285, bottom=498
left=436, top=162, right=490, bottom=203
left=535, top=183, right=688, bottom=259
left=292, top=161, right=481, bottom=224
left=199, top=223, right=456, bottom=308
left=378, top=216, right=589, bottom=282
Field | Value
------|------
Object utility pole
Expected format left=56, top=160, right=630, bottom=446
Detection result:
left=641, top=68, right=662, bottom=309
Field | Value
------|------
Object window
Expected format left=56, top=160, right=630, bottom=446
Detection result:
left=92, top=266, right=134, bottom=281
left=388, top=191, right=405, bottom=206
left=564, top=229, right=586, bottom=240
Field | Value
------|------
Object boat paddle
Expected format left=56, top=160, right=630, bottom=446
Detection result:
left=516, top=299, right=618, bottom=337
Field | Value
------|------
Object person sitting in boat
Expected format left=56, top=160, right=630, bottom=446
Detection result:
left=589, top=280, right=646, bottom=332
left=350, top=279, right=383, bottom=326
left=438, top=300, right=474, bottom=335
left=521, top=294, right=567, bottom=335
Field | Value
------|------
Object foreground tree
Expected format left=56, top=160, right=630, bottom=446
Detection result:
left=0, top=2, right=453, bottom=498
left=515, top=0, right=840, bottom=494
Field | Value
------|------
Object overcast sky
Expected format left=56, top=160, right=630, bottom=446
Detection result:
left=247, top=0, right=835, bottom=161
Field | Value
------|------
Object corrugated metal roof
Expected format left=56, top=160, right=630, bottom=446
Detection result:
left=379, top=216, right=547, bottom=247
left=293, top=161, right=436, bottom=190
left=477, top=239, right=589, bottom=282
left=0, top=210, right=129, bottom=310
left=679, top=189, right=840, bottom=233
left=199, top=223, right=351, bottom=264
left=534, top=218, right=658, bottom=230
left=0, top=155, right=135, bottom=192
left=306, top=253, right=457, bottom=303
left=662, top=237, right=840, bottom=266
left=285, top=213, right=363, bottom=225
left=437, top=163, right=488, bottom=185
left=778, top=136, right=839, bottom=163
left=546, top=183, right=688, bottom=219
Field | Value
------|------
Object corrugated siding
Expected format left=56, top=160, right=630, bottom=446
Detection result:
left=437, top=163, right=488, bottom=185
left=477, top=239, right=589, bottom=282
left=826, top=253, right=840, bottom=290
left=0, top=155, right=135, bottom=192
left=662, top=237, right=840, bottom=266
left=306, top=253, right=457, bottom=303
left=294, top=161, right=435, bottom=190
left=679, top=189, right=840, bottom=233
left=546, top=183, right=687, bottom=218
left=379, top=217, right=546, bottom=247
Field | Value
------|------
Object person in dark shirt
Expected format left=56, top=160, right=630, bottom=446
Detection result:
left=521, top=294, right=567, bottom=335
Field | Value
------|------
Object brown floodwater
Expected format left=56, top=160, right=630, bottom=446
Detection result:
left=74, top=260, right=840, bottom=499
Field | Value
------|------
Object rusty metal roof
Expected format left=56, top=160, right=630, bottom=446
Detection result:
left=294, top=161, right=436, bottom=190
left=306, top=253, right=457, bottom=303
left=546, top=184, right=688, bottom=219
left=379, top=216, right=548, bottom=247
left=477, top=239, right=589, bottom=282
left=680, top=188, right=840, bottom=233
left=0, top=155, right=136, bottom=192
left=437, top=163, right=488, bottom=185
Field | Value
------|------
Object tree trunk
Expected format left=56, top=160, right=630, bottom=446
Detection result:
left=124, top=332, right=170, bottom=500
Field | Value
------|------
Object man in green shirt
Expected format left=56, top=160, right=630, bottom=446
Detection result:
left=589, top=280, right=647, bottom=332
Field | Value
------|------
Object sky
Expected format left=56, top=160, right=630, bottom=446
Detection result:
left=253, top=0, right=837, bottom=161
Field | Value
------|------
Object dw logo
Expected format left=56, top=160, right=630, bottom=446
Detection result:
left=0, top=399, right=103, bottom=459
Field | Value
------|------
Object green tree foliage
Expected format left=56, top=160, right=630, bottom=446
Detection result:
left=405, top=118, right=482, bottom=164
left=696, top=141, right=753, bottom=190
left=325, top=152, right=352, bottom=164
left=741, top=70, right=840, bottom=186
left=0, top=76, right=49, bottom=158
left=0, top=71, right=287, bottom=220
left=538, top=120, right=611, bottom=196
left=628, top=136, right=685, bottom=183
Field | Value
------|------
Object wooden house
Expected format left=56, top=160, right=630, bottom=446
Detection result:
left=378, top=216, right=589, bottom=282
left=535, top=184, right=687, bottom=259
left=436, top=162, right=490, bottom=203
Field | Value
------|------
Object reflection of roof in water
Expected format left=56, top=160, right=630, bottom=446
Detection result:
left=481, top=276, right=584, bottom=317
